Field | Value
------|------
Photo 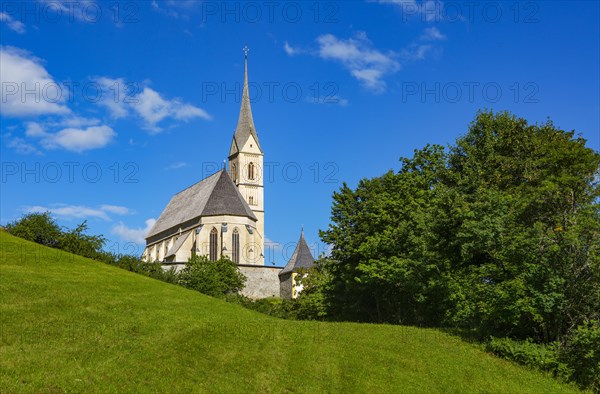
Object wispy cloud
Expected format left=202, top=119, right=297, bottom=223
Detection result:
left=284, top=41, right=301, bottom=56
left=6, top=135, right=42, bottom=155
left=112, top=218, right=157, bottom=244
left=375, top=0, right=444, bottom=22
left=316, top=32, right=400, bottom=93
left=420, top=26, right=446, bottom=41
left=0, top=12, right=25, bottom=34
left=401, top=27, right=445, bottom=62
left=36, top=0, right=101, bottom=22
left=308, top=95, right=349, bottom=106
left=165, top=162, right=188, bottom=170
left=151, top=0, right=199, bottom=19
left=285, top=28, right=447, bottom=92
left=26, top=204, right=131, bottom=221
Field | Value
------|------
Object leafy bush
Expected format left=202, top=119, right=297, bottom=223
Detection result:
left=294, top=265, right=329, bottom=320
left=179, top=255, right=245, bottom=297
left=486, top=337, right=572, bottom=380
left=59, top=221, right=106, bottom=260
left=560, top=320, right=600, bottom=391
left=6, top=212, right=62, bottom=247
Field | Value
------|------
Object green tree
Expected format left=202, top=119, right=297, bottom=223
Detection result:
left=320, top=144, right=448, bottom=324
left=436, top=110, right=600, bottom=341
left=5, top=212, right=62, bottom=247
left=178, top=255, right=246, bottom=298
left=318, top=110, right=599, bottom=342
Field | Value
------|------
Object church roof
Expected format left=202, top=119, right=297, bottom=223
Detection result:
left=232, top=49, right=262, bottom=152
left=146, top=169, right=257, bottom=239
left=165, top=231, right=191, bottom=258
left=279, top=231, right=315, bottom=276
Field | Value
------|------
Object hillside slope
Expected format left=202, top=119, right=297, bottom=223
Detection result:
left=0, top=232, right=579, bottom=393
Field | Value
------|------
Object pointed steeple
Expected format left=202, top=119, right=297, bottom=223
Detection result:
left=233, top=45, right=261, bottom=152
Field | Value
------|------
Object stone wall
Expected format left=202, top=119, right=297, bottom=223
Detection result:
left=238, top=265, right=282, bottom=299
left=161, top=263, right=282, bottom=299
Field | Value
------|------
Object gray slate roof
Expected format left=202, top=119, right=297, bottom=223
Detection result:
left=146, top=170, right=257, bottom=239
left=279, top=231, right=315, bottom=276
left=232, top=55, right=262, bottom=152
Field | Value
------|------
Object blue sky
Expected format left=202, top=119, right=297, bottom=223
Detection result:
left=1, top=0, right=599, bottom=266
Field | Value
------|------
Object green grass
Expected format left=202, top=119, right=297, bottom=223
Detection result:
left=0, top=232, right=580, bottom=393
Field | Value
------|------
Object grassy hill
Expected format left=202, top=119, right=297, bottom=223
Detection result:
left=0, top=231, right=580, bottom=393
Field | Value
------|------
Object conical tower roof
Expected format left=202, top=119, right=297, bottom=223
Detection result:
left=232, top=46, right=261, bottom=152
left=279, top=230, right=315, bottom=276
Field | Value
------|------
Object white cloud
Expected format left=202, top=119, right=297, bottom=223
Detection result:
left=165, top=0, right=198, bottom=9
left=52, top=116, right=101, bottom=128
left=401, top=44, right=433, bottom=61
left=94, top=77, right=211, bottom=132
left=287, top=28, right=446, bottom=91
left=309, top=95, right=349, bottom=106
left=284, top=41, right=299, bottom=56
left=420, top=26, right=446, bottom=41
left=0, top=12, right=26, bottom=34
left=112, top=218, right=157, bottom=244
left=25, top=122, right=46, bottom=137
left=132, top=87, right=212, bottom=132
left=94, top=77, right=130, bottom=119
left=165, top=162, right=188, bottom=170
left=0, top=46, right=70, bottom=117
left=151, top=0, right=198, bottom=19
left=25, top=122, right=116, bottom=153
left=316, top=32, right=400, bottom=92
left=376, top=0, right=444, bottom=22
left=26, top=204, right=131, bottom=221
left=100, top=205, right=132, bottom=215
left=7, top=136, right=42, bottom=155
left=400, top=26, right=445, bottom=61
left=36, top=0, right=99, bottom=22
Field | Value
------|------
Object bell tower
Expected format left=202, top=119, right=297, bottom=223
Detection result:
left=228, top=46, right=264, bottom=265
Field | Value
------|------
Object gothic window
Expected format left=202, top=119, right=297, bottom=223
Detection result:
left=232, top=228, right=240, bottom=264
left=248, top=162, right=255, bottom=180
left=249, top=196, right=254, bottom=205
left=232, top=163, right=237, bottom=182
left=209, top=227, right=218, bottom=261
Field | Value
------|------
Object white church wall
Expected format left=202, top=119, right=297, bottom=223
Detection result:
left=144, top=215, right=262, bottom=265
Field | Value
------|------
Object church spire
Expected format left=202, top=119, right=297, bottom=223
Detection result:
left=233, top=45, right=261, bottom=152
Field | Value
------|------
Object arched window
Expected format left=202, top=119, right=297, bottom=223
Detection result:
left=248, top=162, right=255, bottom=180
left=248, top=196, right=254, bottom=205
left=232, top=228, right=240, bottom=264
left=232, top=163, right=237, bottom=182
left=209, top=227, right=218, bottom=261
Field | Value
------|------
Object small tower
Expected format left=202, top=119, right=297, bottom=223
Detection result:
left=229, top=46, right=264, bottom=265
left=278, top=230, right=316, bottom=299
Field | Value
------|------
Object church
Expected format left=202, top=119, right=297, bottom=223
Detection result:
left=142, top=48, right=315, bottom=299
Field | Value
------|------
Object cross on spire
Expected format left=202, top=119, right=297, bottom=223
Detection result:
left=243, top=44, right=249, bottom=59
